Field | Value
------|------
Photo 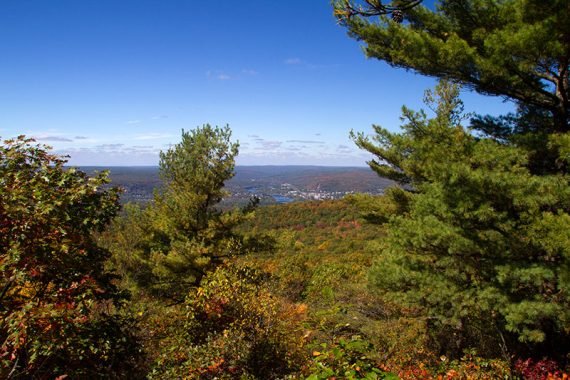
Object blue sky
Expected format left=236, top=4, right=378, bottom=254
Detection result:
left=0, top=0, right=513, bottom=166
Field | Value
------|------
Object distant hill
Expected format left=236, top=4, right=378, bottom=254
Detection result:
left=79, top=165, right=395, bottom=204
left=230, top=166, right=394, bottom=193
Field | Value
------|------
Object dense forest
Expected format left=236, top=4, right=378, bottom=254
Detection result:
left=2, top=0, right=570, bottom=379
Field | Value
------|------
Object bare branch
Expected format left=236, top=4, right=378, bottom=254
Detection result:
left=335, top=0, right=424, bottom=23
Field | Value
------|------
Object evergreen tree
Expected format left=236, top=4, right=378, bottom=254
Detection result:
left=334, top=0, right=569, bottom=132
left=112, top=125, right=256, bottom=301
left=354, top=82, right=570, bottom=359
left=338, top=0, right=570, bottom=360
left=156, top=124, right=239, bottom=241
left=335, top=0, right=569, bottom=176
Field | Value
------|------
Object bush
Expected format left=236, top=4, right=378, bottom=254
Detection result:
left=0, top=137, right=141, bottom=378
left=150, top=264, right=307, bottom=379
left=304, top=337, right=398, bottom=380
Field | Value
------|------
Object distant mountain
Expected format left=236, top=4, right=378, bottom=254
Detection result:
left=230, top=166, right=393, bottom=193
left=78, top=165, right=395, bottom=204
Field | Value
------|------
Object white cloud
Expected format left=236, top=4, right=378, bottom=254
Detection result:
left=254, top=139, right=283, bottom=150
left=58, top=147, right=160, bottom=166
left=284, top=58, right=301, bottom=65
left=126, top=120, right=142, bottom=125
left=286, top=140, right=325, bottom=144
left=207, top=70, right=231, bottom=80
left=134, top=133, right=173, bottom=140
left=337, top=144, right=354, bottom=154
left=37, top=135, right=73, bottom=142
left=96, top=143, right=125, bottom=150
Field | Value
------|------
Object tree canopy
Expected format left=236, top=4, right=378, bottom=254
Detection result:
left=357, top=82, right=570, bottom=358
left=0, top=137, right=139, bottom=378
left=106, top=125, right=257, bottom=301
left=335, top=0, right=570, bottom=133
left=156, top=124, right=239, bottom=239
left=342, top=0, right=570, bottom=362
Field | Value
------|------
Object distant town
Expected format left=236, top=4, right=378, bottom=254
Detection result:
left=82, top=165, right=394, bottom=206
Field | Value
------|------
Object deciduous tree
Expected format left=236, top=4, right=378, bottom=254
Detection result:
left=0, top=136, right=139, bottom=378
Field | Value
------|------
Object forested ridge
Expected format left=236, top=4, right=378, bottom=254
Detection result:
left=2, top=0, right=570, bottom=378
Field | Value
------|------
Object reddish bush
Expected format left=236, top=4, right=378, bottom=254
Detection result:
left=514, top=358, right=564, bottom=380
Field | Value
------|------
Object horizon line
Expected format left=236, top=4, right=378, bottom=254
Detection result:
left=70, top=164, right=371, bottom=168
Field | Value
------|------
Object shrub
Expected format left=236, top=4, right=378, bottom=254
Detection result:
left=304, top=337, right=398, bottom=380
left=0, top=136, right=140, bottom=378
left=150, top=264, right=306, bottom=379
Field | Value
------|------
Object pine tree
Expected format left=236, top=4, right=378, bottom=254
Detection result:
left=112, top=125, right=257, bottom=301
left=338, top=0, right=570, bottom=360
left=334, top=0, right=569, bottom=133
left=354, top=81, right=570, bottom=358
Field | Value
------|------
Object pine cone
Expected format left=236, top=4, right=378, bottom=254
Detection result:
left=392, top=9, right=404, bottom=23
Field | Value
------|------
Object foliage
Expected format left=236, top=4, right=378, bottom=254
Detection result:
left=150, top=264, right=306, bottom=379
left=514, top=358, right=568, bottom=380
left=356, top=82, right=570, bottom=359
left=338, top=0, right=570, bottom=369
left=157, top=124, right=239, bottom=238
left=104, top=125, right=257, bottom=301
left=333, top=0, right=423, bottom=21
left=334, top=0, right=570, bottom=134
left=351, top=80, right=471, bottom=184
left=429, top=350, right=512, bottom=380
left=237, top=199, right=412, bottom=374
left=100, top=202, right=153, bottom=292
left=0, top=136, right=140, bottom=379
left=304, top=337, right=398, bottom=380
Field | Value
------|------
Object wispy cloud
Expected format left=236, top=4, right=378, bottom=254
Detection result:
left=253, top=138, right=283, bottom=151
left=207, top=70, right=232, bottom=80
left=134, top=133, right=173, bottom=140
left=286, top=140, right=325, bottom=144
left=75, top=136, right=88, bottom=140
left=38, top=136, right=73, bottom=142
left=284, top=58, right=302, bottom=65
left=207, top=69, right=258, bottom=81
left=58, top=145, right=161, bottom=166
left=260, top=141, right=283, bottom=150
left=126, top=120, right=142, bottom=125
left=337, top=144, right=355, bottom=154
left=96, top=143, right=124, bottom=150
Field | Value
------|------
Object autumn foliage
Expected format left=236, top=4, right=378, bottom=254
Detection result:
left=0, top=137, right=140, bottom=378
